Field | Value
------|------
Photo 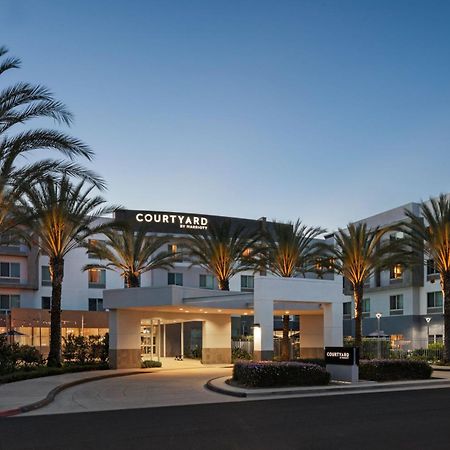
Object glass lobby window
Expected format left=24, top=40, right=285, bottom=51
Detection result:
left=389, top=294, right=404, bottom=315
left=168, top=272, right=183, bottom=286
left=88, top=269, right=106, bottom=288
left=199, top=274, right=214, bottom=289
left=427, top=291, right=443, bottom=313
left=241, top=275, right=254, bottom=292
left=88, top=298, right=104, bottom=311
left=41, top=266, right=51, bottom=286
left=0, top=262, right=20, bottom=281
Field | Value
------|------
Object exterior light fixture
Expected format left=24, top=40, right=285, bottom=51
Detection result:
left=425, top=317, right=432, bottom=349
left=252, top=323, right=261, bottom=329
left=375, top=313, right=382, bottom=359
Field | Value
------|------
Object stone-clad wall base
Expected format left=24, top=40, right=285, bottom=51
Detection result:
left=202, top=348, right=231, bottom=364
left=109, top=349, right=141, bottom=369
left=253, top=350, right=274, bottom=361
left=300, top=347, right=324, bottom=359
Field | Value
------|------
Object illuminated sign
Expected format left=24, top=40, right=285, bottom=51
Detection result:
left=325, top=347, right=359, bottom=366
left=135, top=213, right=208, bottom=230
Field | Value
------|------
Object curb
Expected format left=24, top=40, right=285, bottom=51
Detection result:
left=205, top=377, right=450, bottom=399
left=0, top=370, right=149, bottom=418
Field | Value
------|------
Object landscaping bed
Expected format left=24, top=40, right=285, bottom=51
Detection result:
left=0, top=362, right=109, bottom=385
left=232, top=361, right=330, bottom=388
left=359, top=359, right=432, bottom=381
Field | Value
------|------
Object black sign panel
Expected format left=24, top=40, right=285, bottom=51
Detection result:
left=114, top=209, right=275, bottom=235
left=325, top=347, right=359, bottom=366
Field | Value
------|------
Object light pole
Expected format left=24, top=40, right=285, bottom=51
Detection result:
left=375, top=312, right=382, bottom=359
left=425, top=317, right=432, bottom=349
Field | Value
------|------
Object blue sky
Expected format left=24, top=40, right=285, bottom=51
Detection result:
left=2, top=0, right=450, bottom=230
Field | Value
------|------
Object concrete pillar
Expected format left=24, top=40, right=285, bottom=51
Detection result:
left=324, top=302, right=343, bottom=347
left=300, top=314, right=324, bottom=359
left=202, top=315, right=231, bottom=364
left=253, top=298, right=274, bottom=360
left=109, top=309, right=142, bottom=369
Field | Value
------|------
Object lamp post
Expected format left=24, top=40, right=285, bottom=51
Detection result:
left=252, top=323, right=261, bottom=360
left=425, top=317, right=432, bottom=349
left=375, top=312, right=382, bottom=359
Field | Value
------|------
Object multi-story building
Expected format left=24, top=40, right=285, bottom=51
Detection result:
left=342, top=201, right=444, bottom=350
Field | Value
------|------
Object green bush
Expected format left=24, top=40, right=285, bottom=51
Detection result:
left=233, top=361, right=330, bottom=388
left=0, top=337, right=44, bottom=374
left=232, top=347, right=252, bottom=362
left=359, top=359, right=432, bottom=381
left=297, top=358, right=326, bottom=367
left=141, top=360, right=162, bottom=368
left=63, top=334, right=108, bottom=364
left=344, top=337, right=390, bottom=359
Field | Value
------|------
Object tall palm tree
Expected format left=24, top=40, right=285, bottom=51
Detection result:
left=17, top=176, right=112, bottom=366
left=183, top=220, right=259, bottom=291
left=402, top=194, right=450, bottom=361
left=0, top=46, right=104, bottom=239
left=322, top=223, right=405, bottom=349
left=260, top=220, right=325, bottom=360
left=82, top=224, right=179, bottom=288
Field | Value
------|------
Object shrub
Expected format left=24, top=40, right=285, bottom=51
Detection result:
left=359, top=359, right=432, bottom=381
left=63, top=334, right=109, bottom=364
left=141, top=360, right=162, bottom=368
left=232, top=347, right=252, bottom=362
left=233, top=361, right=330, bottom=388
left=297, top=358, right=326, bottom=367
left=0, top=337, right=44, bottom=374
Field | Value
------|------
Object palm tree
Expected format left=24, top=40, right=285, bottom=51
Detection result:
left=82, top=224, right=179, bottom=288
left=402, top=194, right=450, bottom=361
left=17, top=176, right=112, bottom=366
left=183, top=220, right=259, bottom=291
left=0, top=46, right=104, bottom=239
left=260, top=220, right=325, bottom=360
left=323, top=223, right=405, bottom=349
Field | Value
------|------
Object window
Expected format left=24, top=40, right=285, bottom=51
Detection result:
left=242, top=248, right=252, bottom=258
left=199, top=274, right=214, bottom=289
left=241, top=275, right=254, bottom=292
left=88, top=298, right=104, bottom=311
left=168, top=272, right=183, bottom=286
left=88, top=269, right=106, bottom=288
left=87, top=239, right=105, bottom=259
left=41, top=296, right=51, bottom=309
left=389, top=294, right=404, bottom=315
left=168, top=244, right=177, bottom=254
left=0, top=262, right=20, bottom=282
left=343, top=302, right=352, bottom=319
left=427, top=259, right=439, bottom=276
left=41, top=266, right=51, bottom=286
left=362, top=298, right=370, bottom=318
left=427, top=291, right=443, bottom=313
left=0, top=294, right=20, bottom=310
left=390, top=264, right=403, bottom=280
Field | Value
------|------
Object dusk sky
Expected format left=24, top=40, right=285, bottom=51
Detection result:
left=2, top=0, right=450, bottom=231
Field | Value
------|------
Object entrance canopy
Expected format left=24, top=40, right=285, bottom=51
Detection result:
left=104, top=275, right=345, bottom=368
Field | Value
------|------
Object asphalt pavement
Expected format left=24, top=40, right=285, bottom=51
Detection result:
left=2, top=387, right=450, bottom=450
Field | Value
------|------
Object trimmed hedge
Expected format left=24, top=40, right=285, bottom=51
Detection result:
left=141, top=360, right=162, bottom=368
left=233, top=361, right=330, bottom=388
left=359, top=359, right=432, bottom=381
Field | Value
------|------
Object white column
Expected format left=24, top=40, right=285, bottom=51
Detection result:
left=253, top=298, right=274, bottom=360
left=163, top=323, right=166, bottom=357
left=109, top=309, right=142, bottom=369
left=300, top=314, right=324, bottom=358
left=180, top=322, right=184, bottom=358
left=323, top=302, right=343, bottom=347
left=202, top=315, right=231, bottom=364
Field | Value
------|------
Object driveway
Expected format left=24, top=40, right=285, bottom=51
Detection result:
left=22, top=367, right=238, bottom=416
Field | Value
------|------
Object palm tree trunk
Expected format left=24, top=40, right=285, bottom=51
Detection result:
left=441, top=272, right=450, bottom=362
left=47, top=256, right=64, bottom=367
left=218, top=279, right=229, bottom=290
left=281, top=314, right=290, bottom=361
left=125, top=272, right=140, bottom=288
left=353, top=283, right=364, bottom=350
